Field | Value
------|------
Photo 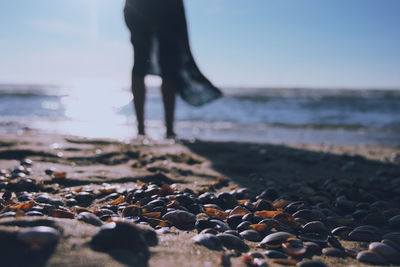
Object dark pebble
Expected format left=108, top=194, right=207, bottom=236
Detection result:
left=242, top=213, right=254, bottom=223
left=201, top=228, right=218, bottom=235
left=0, top=211, right=16, bottom=218
left=90, top=221, right=150, bottom=265
left=236, top=221, right=251, bottom=232
left=302, top=221, right=328, bottom=235
left=357, top=250, right=387, bottom=265
left=18, top=226, right=60, bottom=250
left=217, top=192, right=237, bottom=209
left=298, top=233, right=328, bottom=245
left=322, top=247, right=345, bottom=258
left=77, top=212, right=103, bottom=226
left=369, top=242, right=400, bottom=264
left=75, top=192, right=95, bottom=206
left=196, top=219, right=217, bottom=231
left=297, top=260, right=328, bottom=267
left=162, top=210, right=196, bottom=229
left=260, top=232, right=295, bottom=248
left=66, top=198, right=78, bottom=207
left=263, top=250, right=288, bottom=259
left=25, top=211, right=45, bottom=217
left=362, top=213, right=386, bottom=226
left=331, top=226, right=353, bottom=237
left=348, top=226, right=381, bottom=242
left=240, top=229, right=262, bottom=242
left=293, top=209, right=321, bottom=221
left=193, top=233, right=223, bottom=251
left=224, top=230, right=243, bottom=239
left=328, top=235, right=344, bottom=250
left=258, top=187, right=279, bottom=201
left=35, top=194, right=51, bottom=204
left=216, top=233, right=249, bottom=252
left=227, top=214, right=243, bottom=229
left=382, top=232, right=400, bottom=245
left=248, top=251, right=264, bottom=258
left=389, top=215, right=400, bottom=228
left=382, top=239, right=400, bottom=252
left=210, top=219, right=230, bottom=232
left=304, top=242, right=322, bottom=255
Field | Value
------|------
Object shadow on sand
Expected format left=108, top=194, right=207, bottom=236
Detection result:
left=183, top=140, right=400, bottom=202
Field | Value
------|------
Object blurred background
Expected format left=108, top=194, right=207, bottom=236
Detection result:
left=0, top=0, right=399, bottom=144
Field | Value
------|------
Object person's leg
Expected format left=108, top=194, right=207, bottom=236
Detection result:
left=132, top=73, right=146, bottom=135
left=161, top=79, right=176, bottom=138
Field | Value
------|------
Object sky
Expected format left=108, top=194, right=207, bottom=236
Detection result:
left=0, top=0, right=400, bottom=89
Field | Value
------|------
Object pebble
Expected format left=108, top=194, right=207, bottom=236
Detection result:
left=382, top=232, right=400, bottom=245
left=331, top=226, right=353, bottom=237
left=259, top=232, right=295, bottom=248
left=248, top=251, right=264, bottom=258
left=224, top=230, right=243, bottom=239
left=25, top=211, right=45, bottom=217
left=264, top=250, right=288, bottom=259
left=369, top=242, right=400, bottom=263
left=322, top=247, right=345, bottom=258
left=302, top=221, right=328, bottom=235
left=297, top=260, right=328, bottom=267
left=357, top=250, right=387, bottom=265
left=389, top=215, right=400, bottom=228
left=90, top=221, right=150, bottom=258
left=77, top=212, right=103, bottom=226
left=193, top=233, right=223, bottom=250
left=348, top=227, right=381, bottom=242
left=162, top=210, right=196, bottom=229
left=17, top=226, right=60, bottom=250
left=75, top=192, right=95, bottom=206
left=240, top=229, right=262, bottom=242
left=217, top=233, right=249, bottom=252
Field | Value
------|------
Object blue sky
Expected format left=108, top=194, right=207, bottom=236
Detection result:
left=1, top=0, right=400, bottom=89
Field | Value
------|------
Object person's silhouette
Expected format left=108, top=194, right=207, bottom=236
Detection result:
left=124, top=0, right=222, bottom=138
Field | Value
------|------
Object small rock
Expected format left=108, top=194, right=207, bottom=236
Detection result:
left=77, top=212, right=103, bottom=226
left=162, top=210, right=196, bottom=229
left=17, top=226, right=60, bottom=250
left=240, top=229, right=262, bottom=242
left=90, top=221, right=150, bottom=267
left=193, top=233, right=223, bottom=251
left=322, top=247, right=345, bottom=258
left=217, top=233, right=249, bottom=252
left=297, top=260, right=328, bottom=267
left=357, top=250, right=387, bottom=265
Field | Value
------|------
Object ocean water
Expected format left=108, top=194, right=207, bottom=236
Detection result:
left=1, top=84, right=399, bottom=145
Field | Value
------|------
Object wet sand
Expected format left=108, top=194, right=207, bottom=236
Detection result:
left=0, top=130, right=399, bottom=266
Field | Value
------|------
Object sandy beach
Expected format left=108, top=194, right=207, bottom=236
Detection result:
left=0, top=130, right=399, bottom=266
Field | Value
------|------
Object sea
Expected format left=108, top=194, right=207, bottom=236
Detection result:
left=1, top=84, right=399, bottom=146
